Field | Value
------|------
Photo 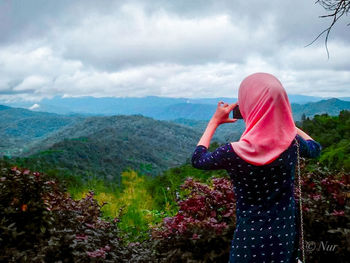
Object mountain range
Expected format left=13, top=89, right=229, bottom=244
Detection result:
left=2, top=95, right=350, bottom=117
left=1, top=96, right=350, bottom=180
left=11, top=115, right=201, bottom=180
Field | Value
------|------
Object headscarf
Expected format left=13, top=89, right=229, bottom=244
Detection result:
left=231, top=72, right=297, bottom=166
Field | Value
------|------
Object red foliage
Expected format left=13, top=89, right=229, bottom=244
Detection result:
left=302, top=170, right=349, bottom=212
left=152, top=177, right=236, bottom=239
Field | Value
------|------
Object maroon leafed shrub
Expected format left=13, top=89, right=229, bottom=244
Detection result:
left=151, top=177, right=237, bottom=262
left=296, top=164, right=350, bottom=262
left=151, top=166, right=349, bottom=262
left=0, top=161, right=155, bottom=263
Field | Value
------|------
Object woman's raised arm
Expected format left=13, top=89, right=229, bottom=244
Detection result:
left=197, top=101, right=238, bottom=148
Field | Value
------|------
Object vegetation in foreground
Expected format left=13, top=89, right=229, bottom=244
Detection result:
left=0, top=111, right=349, bottom=262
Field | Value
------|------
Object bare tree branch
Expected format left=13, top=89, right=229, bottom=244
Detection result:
left=306, top=0, right=350, bottom=58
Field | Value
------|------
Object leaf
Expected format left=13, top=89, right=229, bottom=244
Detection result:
left=8, top=222, right=16, bottom=229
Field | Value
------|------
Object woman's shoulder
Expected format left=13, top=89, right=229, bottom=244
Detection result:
left=295, top=134, right=322, bottom=158
left=227, top=137, right=296, bottom=167
left=228, top=135, right=298, bottom=152
left=227, top=142, right=235, bottom=151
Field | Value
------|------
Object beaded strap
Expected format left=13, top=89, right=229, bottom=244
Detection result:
left=295, top=138, right=305, bottom=263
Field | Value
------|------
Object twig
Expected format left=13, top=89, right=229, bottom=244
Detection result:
left=306, top=0, right=350, bottom=59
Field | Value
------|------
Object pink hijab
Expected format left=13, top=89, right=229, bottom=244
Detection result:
left=231, top=72, right=297, bottom=166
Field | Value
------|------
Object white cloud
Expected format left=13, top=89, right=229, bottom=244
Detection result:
left=29, top=103, right=40, bottom=110
left=0, top=0, right=349, bottom=102
left=56, top=6, right=259, bottom=68
left=14, top=75, right=49, bottom=92
left=276, top=41, right=350, bottom=71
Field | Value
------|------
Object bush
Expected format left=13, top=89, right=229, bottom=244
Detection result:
left=151, top=177, right=236, bottom=262
left=0, top=164, right=55, bottom=261
left=1, top=159, right=348, bottom=262
left=299, top=164, right=350, bottom=262
left=150, top=164, right=350, bottom=262
left=0, top=161, right=155, bottom=262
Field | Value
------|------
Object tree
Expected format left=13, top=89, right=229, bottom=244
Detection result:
left=301, top=113, right=307, bottom=122
left=308, top=0, right=350, bottom=58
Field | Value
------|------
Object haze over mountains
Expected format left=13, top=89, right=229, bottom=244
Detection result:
left=1, top=95, right=350, bottom=119
left=0, top=94, right=350, bottom=117
left=1, top=96, right=350, bottom=179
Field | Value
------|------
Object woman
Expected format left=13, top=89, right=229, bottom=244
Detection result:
left=191, top=72, right=322, bottom=263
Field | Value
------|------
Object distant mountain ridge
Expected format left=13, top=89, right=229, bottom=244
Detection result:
left=1, top=97, right=350, bottom=157
left=291, top=98, right=350, bottom=120
left=0, top=94, right=341, bottom=116
left=2, top=98, right=350, bottom=181
left=0, top=105, right=11, bottom=110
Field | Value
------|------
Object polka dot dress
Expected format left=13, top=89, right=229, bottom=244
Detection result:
left=192, top=134, right=322, bottom=263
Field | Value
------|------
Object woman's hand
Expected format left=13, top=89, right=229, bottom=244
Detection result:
left=210, top=101, right=239, bottom=126
left=196, top=101, right=238, bottom=147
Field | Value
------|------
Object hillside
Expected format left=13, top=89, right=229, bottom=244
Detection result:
left=291, top=98, right=350, bottom=120
left=0, top=97, right=350, bottom=162
left=0, top=105, right=85, bottom=156
left=15, top=115, right=202, bottom=181
left=297, top=109, right=350, bottom=171
left=172, top=118, right=245, bottom=143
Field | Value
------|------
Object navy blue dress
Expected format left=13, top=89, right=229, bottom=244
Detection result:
left=191, top=134, right=322, bottom=263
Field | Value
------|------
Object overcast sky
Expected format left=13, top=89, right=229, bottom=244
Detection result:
left=0, top=0, right=349, bottom=102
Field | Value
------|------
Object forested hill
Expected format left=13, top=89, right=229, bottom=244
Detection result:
left=14, top=115, right=201, bottom=180
left=3, top=105, right=350, bottom=186
left=292, top=98, right=350, bottom=120
left=0, top=105, right=85, bottom=156
left=2, top=97, right=350, bottom=160
left=298, top=110, right=350, bottom=171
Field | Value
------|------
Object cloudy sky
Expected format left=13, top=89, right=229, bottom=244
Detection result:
left=0, top=0, right=349, bottom=102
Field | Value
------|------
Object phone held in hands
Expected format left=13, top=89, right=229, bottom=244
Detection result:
left=232, top=104, right=243, bottom=119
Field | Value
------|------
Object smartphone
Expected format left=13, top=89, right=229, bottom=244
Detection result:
left=232, top=105, right=243, bottom=119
